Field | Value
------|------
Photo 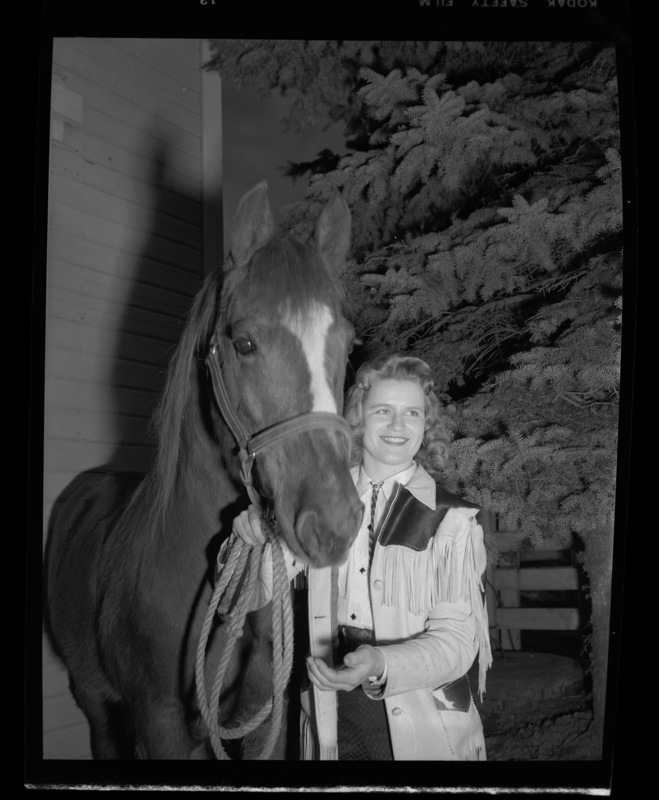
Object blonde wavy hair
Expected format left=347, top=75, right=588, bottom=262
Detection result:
left=344, top=353, right=451, bottom=478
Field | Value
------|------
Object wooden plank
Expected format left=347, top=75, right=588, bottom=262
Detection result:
left=201, top=39, right=223, bottom=275
left=50, top=117, right=202, bottom=198
left=492, top=629, right=522, bottom=651
left=46, top=318, right=179, bottom=369
left=46, top=285, right=189, bottom=344
left=106, top=38, right=202, bottom=95
left=498, top=570, right=522, bottom=649
left=52, top=146, right=202, bottom=225
left=48, top=115, right=200, bottom=204
left=520, top=550, right=566, bottom=563
left=60, top=38, right=201, bottom=120
left=495, top=567, right=579, bottom=592
left=495, top=608, right=580, bottom=631
left=46, top=378, right=161, bottom=417
left=43, top=723, right=92, bottom=760
left=490, top=531, right=573, bottom=551
left=53, top=40, right=202, bottom=139
left=44, top=407, right=152, bottom=446
left=43, top=660, right=72, bottom=695
left=48, top=205, right=202, bottom=276
left=48, top=186, right=202, bottom=268
left=42, top=441, right=154, bottom=476
left=49, top=173, right=203, bottom=252
left=44, top=346, right=166, bottom=389
left=47, top=249, right=199, bottom=312
left=42, top=657, right=91, bottom=760
left=50, top=118, right=202, bottom=197
left=490, top=532, right=525, bottom=550
left=43, top=694, right=88, bottom=731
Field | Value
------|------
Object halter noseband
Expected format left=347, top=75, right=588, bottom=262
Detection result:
left=205, top=337, right=351, bottom=507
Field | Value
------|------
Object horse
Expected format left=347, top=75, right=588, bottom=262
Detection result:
left=45, top=181, right=363, bottom=760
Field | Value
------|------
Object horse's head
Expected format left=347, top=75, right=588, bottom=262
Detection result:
left=213, top=182, right=362, bottom=568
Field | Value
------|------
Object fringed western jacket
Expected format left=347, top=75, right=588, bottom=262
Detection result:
left=301, top=464, right=492, bottom=761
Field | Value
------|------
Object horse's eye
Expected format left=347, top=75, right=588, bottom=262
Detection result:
left=234, top=337, right=255, bottom=355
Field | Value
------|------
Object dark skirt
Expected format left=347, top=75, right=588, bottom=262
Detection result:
left=336, top=625, right=394, bottom=760
left=337, top=684, right=394, bottom=760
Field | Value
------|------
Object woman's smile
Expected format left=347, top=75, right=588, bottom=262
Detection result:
left=380, top=435, right=409, bottom=445
left=361, top=378, right=426, bottom=480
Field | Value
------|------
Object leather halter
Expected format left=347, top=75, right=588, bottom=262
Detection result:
left=205, top=336, right=351, bottom=507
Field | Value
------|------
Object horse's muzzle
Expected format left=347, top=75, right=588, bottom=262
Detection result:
left=294, top=499, right=362, bottom=568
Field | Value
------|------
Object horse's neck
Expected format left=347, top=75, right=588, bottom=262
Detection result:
left=172, top=398, right=240, bottom=536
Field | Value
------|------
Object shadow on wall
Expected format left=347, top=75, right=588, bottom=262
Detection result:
left=43, top=126, right=207, bottom=649
left=108, top=134, right=204, bottom=463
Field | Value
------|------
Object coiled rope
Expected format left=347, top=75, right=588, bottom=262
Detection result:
left=195, top=518, right=294, bottom=760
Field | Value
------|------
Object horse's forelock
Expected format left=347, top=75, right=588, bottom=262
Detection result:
left=225, top=235, right=343, bottom=319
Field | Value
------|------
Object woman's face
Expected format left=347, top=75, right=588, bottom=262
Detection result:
left=360, top=378, right=426, bottom=478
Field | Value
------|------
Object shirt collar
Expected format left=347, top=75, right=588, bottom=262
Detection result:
left=352, top=462, right=437, bottom=509
left=356, top=462, right=419, bottom=503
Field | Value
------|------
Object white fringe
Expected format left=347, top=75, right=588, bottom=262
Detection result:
left=300, top=713, right=315, bottom=761
left=379, top=522, right=492, bottom=700
left=319, top=744, right=339, bottom=760
left=380, top=534, right=463, bottom=615
left=463, top=524, right=493, bottom=700
left=464, top=736, right=487, bottom=761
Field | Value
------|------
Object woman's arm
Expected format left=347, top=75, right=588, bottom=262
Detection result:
left=369, top=600, right=479, bottom=697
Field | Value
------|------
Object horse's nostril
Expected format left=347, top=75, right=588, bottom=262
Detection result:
left=295, top=509, right=328, bottom=565
left=294, top=505, right=358, bottom=569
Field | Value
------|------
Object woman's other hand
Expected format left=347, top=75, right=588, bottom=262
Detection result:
left=232, top=505, right=266, bottom=546
left=306, top=645, right=385, bottom=692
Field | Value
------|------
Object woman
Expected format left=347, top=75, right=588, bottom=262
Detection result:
left=226, top=353, right=491, bottom=760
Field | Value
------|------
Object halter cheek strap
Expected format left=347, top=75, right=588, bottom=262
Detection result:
left=205, top=337, right=351, bottom=507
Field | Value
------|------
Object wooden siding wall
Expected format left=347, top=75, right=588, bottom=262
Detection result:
left=42, top=38, right=215, bottom=760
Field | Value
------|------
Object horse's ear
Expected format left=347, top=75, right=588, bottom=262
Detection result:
left=228, top=181, right=275, bottom=269
left=314, top=191, right=352, bottom=273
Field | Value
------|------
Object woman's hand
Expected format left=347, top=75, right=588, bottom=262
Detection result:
left=306, top=645, right=385, bottom=692
left=232, top=505, right=266, bottom=546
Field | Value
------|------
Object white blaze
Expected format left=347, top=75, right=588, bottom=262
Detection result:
left=282, top=302, right=337, bottom=413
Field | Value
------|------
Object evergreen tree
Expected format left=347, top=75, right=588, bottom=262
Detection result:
left=206, top=40, right=625, bottom=755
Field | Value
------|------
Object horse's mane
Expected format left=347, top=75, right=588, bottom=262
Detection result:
left=130, top=267, right=222, bottom=530
left=131, top=233, right=344, bottom=532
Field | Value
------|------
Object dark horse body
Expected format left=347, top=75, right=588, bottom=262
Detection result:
left=46, top=183, right=362, bottom=759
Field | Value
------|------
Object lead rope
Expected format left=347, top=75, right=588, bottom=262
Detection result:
left=195, top=517, right=294, bottom=760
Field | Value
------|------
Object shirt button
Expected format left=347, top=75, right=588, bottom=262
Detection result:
left=373, top=579, right=383, bottom=590
left=391, top=707, right=403, bottom=716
